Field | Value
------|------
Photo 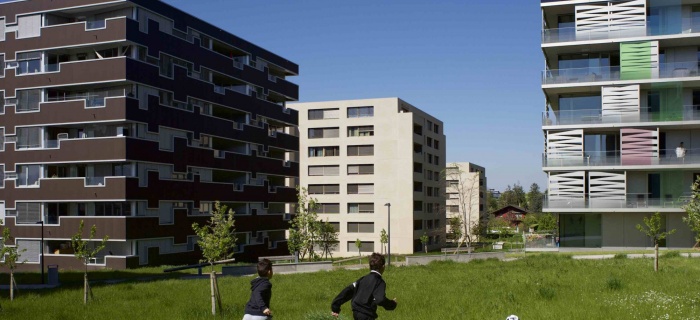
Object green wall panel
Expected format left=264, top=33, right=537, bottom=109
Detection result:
left=620, top=42, right=653, bottom=80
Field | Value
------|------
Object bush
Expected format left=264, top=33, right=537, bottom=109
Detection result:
left=662, top=251, right=681, bottom=258
left=606, top=277, right=623, bottom=291
left=614, top=253, right=627, bottom=259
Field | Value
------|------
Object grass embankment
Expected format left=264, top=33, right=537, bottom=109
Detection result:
left=1, top=255, right=700, bottom=319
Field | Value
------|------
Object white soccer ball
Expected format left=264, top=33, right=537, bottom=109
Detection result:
left=506, top=315, right=519, bottom=320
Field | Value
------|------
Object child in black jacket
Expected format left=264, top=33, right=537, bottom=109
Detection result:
left=331, top=253, right=397, bottom=320
left=243, top=259, right=273, bottom=320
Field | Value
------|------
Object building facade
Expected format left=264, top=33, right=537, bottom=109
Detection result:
left=0, top=0, right=299, bottom=270
left=444, top=162, right=487, bottom=242
left=291, top=98, right=446, bottom=256
left=541, top=0, right=696, bottom=248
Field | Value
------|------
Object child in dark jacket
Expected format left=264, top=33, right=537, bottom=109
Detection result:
left=331, top=253, right=397, bottom=320
left=243, top=259, right=273, bottom=320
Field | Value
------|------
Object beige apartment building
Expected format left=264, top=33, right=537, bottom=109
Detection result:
left=445, top=163, right=487, bottom=243
left=290, top=98, right=446, bottom=256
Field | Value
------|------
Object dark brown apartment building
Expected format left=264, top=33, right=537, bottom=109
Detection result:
left=0, top=0, right=299, bottom=270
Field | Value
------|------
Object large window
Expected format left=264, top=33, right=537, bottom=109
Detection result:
left=17, top=165, right=41, bottom=187
left=347, top=183, right=374, bottom=194
left=308, top=184, right=340, bottom=194
left=308, top=108, right=339, bottom=120
left=308, top=127, right=339, bottom=139
left=347, top=241, right=374, bottom=253
left=17, top=51, right=42, bottom=75
left=16, top=89, right=42, bottom=112
left=16, top=127, right=42, bottom=149
left=95, top=202, right=131, bottom=216
left=308, top=165, right=340, bottom=176
left=347, top=164, right=373, bottom=175
left=348, top=203, right=374, bottom=214
left=317, top=203, right=340, bottom=214
left=347, top=145, right=374, bottom=156
left=347, top=106, right=373, bottom=118
left=347, top=126, right=374, bottom=137
left=347, top=222, right=374, bottom=233
left=308, top=146, right=339, bottom=157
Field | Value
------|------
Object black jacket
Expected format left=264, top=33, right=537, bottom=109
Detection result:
left=331, top=271, right=397, bottom=319
left=244, top=277, right=272, bottom=316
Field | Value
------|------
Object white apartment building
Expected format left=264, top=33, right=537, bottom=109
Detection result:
left=290, top=98, right=446, bottom=256
left=445, top=162, right=487, bottom=242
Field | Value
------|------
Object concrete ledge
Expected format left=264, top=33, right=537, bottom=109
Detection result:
left=221, top=261, right=333, bottom=276
left=222, top=265, right=257, bottom=276
left=405, top=252, right=505, bottom=266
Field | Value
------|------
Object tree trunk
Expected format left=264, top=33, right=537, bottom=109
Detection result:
left=424, top=244, right=427, bottom=254
left=83, top=273, right=88, bottom=304
left=10, top=271, right=14, bottom=301
left=210, top=271, right=217, bottom=315
left=654, top=243, right=659, bottom=272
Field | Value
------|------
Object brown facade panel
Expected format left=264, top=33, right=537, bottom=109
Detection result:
left=0, top=255, right=127, bottom=273
left=2, top=177, right=129, bottom=209
left=3, top=137, right=127, bottom=169
left=1, top=216, right=126, bottom=240
left=0, top=0, right=125, bottom=24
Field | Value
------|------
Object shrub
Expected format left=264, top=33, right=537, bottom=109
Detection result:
left=662, top=251, right=681, bottom=258
left=614, top=253, right=627, bottom=259
left=606, top=277, right=623, bottom=291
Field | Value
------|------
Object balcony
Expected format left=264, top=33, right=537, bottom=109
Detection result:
left=543, top=193, right=690, bottom=210
left=542, top=19, right=700, bottom=44
left=542, top=61, right=699, bottom=85
left=542, top=106, right=700, bottom=126
left=543, top=148, right=700, bottom=168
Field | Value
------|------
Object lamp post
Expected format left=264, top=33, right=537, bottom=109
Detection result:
left=36, top=220, right=44, bottom=284
left=384, top=203, right=391, bottom=267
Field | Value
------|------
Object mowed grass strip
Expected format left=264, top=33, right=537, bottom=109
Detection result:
left=1, top=254, right=700, bottom=320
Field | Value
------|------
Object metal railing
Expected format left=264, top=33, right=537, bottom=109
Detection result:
left=543, top=148, right=700, bottom=167
left=543, top=193, right=691, bottom=210
left=542, top=19, right=700, bottom=44
left=85, top=20, right=106, bottom=30
left=543, top=105, right=700, bottom=126
left=542, top=61, right=700, bottom=85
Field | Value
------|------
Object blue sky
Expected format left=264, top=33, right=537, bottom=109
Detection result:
left=161, top=0, right=545, bottom=191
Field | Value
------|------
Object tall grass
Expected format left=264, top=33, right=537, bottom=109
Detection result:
left=1, top=255, right=700, bottom=319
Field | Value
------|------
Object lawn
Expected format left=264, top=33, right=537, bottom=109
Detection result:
left=1, top=254, right=700, bottom=319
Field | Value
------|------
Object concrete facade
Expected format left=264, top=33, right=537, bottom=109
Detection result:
left=290, top=98, right=446, bottom=256
left=444, top=162, right=487, bottom=242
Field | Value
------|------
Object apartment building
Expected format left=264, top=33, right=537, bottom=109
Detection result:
left=291, top=98, right=446, bottom=256
left=444, top=162, right=486, bottom=242
left=0, top=0, right=299, bottom=270
left=541, top=0, right=697, bottom=248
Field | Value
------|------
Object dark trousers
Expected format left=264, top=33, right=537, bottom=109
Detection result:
left=353, top=312, right=376, bottom=320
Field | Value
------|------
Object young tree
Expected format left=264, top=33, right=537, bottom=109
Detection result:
left=0, top=223, right=26, bottom=301
left=448, top=216, right=464, bottom=248
left=191, top=201, right=236, bottom=315
left=486, top=190, right=499, bottom=213
left=636, top=212, right=676, bottom=272
left=288, top=187, right=321, bottom=261
left=443, top=163, right=482, bottom=251
left=379, top=229, right=388, bottom=254
left=683, top=177, right=700, bottom=248
left=526, top=183, right=543, bottom=213
left=355, top=239, right=362, bottom=264
left=318, top=219, right=339, bottom=260
left=512, top=183, right=527, bottom=208
left=420, top=233, right=429, bottom=253
left=71, top=220, right=109, bottom=305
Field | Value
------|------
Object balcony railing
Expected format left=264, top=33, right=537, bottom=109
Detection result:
left=543, top=148, right=700, bottom=167
left=542, top=20, right=700, bottom=44
left=543, top=105, right=700, bottom=126
left=542, top=61, right=700, bottom=85
left=543, top=193, right=691, bottom=210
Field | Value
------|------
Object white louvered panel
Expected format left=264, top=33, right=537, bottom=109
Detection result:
left=546, top=129, right=583, bottom=159
left=576, top=0, right=646, bottom=34
left=602, top=85, right=640, bottom=122
left=358, top=184, right=374, bottom=194
left=17, top=240, right=41, bottom=263
left=589, top=171, right=626, bottom=208
left=324, top=109, right=339, bottom=119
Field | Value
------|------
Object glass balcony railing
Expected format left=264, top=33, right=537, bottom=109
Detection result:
left=542, top=19, right=700, bottom=44
left=543, top=148, right=700, bottom=167
left=85, top=20, right=106, bottom=30
left=542, top=61, right=700, bottom=85
left=543, top=193, right=690, bottom=210
left=542, top=106, right=700, bottom=126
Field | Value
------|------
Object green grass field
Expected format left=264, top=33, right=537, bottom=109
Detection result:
left=1, top=254, right=700, bottom=319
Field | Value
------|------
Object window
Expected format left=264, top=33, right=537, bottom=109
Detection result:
left=17, top=127, right=42, bottom=149
left=17, top=165, right=41, bottom=187
left=347, top=145, right=374, bottom=156
left=428, top=154, right=433, bottom=164
left=347, top=164, right=374, bottom=175
left=413, top=201, right=422, bottom=211
left=413, top=162, right=422, bottom=173
left=308, top=146, right=339, bottom=157
left=447, top=205, right=459, bottom=213
left=347, top=241, right=374, bottom=252
left=348, top=184, right=374, bottom=194
left=347, top=106, right=373, bottom=118
left=17, top=51, right=42, bottom=75
left=425, top=170, right=433, bottom=180
left=329, top=222, right=341, bottom=232
left=16, top=89, right=42, bottom=112
left=435, top=156, right=440, bottom=166
left=95, top=202, right=131, bottom=216
left=434, top=124, right=439, bottom=134
left=347, top=126, right=374, bottom=137
left=413, top=124, right=422, bottom=135
left=0, top=165, right=4, bottom=188
left=426, top=203, right=434, bottom=213
left=426, top=220, right=434, bottom=229
left=308, top=108, right=339, bottom=120
left=348, top=203, right=374, bottom=214
left=308, top=127, right=339, bottom=139
left=434, top=140, right=440, bottom=150
left=414, top=181, right=422, bottom=192
left=414, top=143, right=422, bottom=154
left=0, top=128, right=4, bottom=151
left=426, top=187, right=433, bottom=197
left=308, top=165, right=340, bottom=176
left=347, top=222, right=374, bottom=233
left=414, top=220, right=423, bottom=230
left=317, top=203, right=340, bottom=214
left=0, top=54, right=4, bottom=77
left=308, top=184, right=340, bottom=194
left=426, top=137, right=433, bottom=147
left=448, top=181, right=458, bottom=188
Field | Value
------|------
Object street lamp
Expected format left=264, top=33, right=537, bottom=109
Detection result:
left=384, top=203, right=391, bottom=267
left=36, top=220, right=44, bottom=284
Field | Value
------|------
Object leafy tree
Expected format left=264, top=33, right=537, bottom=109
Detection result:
left=379, top=229, right=388, bottom=254
left=71, top=220, right=109, bottom=304
left=499, top=184, right=527, bottom=208
left=318, top=219, right=338, bottom=260
left=191, top=201, right=236, bottom=315
left=526, top=183, right=543, bottom=213
left=486, top=190, right=499, bottom=213
left=288, top=187, right=321, bottom=261
left=682, top=177, right=700, bottom=248
left=442, top=163, right=482, bottom=251
left=0, top=223, right=26, bottom=301
left=522, top=214, right=539, bottom=231
left=447, top=216, right=464, bottom=247
left=420, top=233, right=429, bottom=253
left=636, top=212, right=676, bottom=272
left=512, top=184, right=527, bottom=207
left=487, top=217, right=511, bottom=239
left=538, top=213, right=558, bottom=232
